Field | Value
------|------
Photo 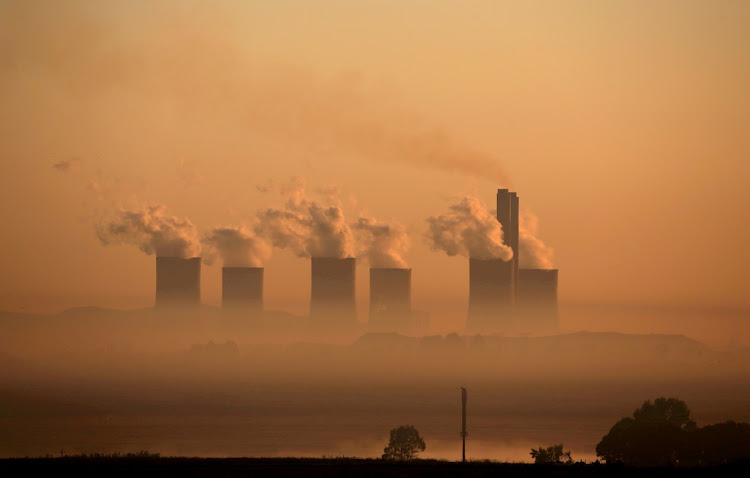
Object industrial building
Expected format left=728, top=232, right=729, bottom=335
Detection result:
left=516, top=268, right=559, bottom=331
left=369, top=267, right=411, bottom=332
left=466, top=257, right=515, bottom=333
left=155, top=256, right=201, bottom=307
left=309, top=257, right=357, bottom=327
left=222, top=266, right=263, bottom=311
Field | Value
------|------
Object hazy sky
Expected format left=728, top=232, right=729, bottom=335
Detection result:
left=1, top=0, right=749, bottom=319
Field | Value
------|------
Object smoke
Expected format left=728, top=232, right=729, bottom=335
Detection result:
left=11, top=2, right=552, bottom=265
left=0, top=1, right=511, bottom=185
left=96, top=204, right=201, bottom=258
left=519, top=211, right=554, bottom=269
left=352, top=216, right=409, bottom=268
left=426, top=196, right=513, bottom=261
left=201, top=226, right=270, bottom=267
left=255, top=179, right=355, bottom=259
left=52, top=158, right=81, bottom=173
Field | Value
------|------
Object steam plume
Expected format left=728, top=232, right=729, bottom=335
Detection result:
left=519, top=211, right=554, bottom=269
left=352, top=216, right=409, bottom=268
left=96, top=204, right=201, bottom=258
left=426, top=196, right=513, bottom=261
left=201, top=226, right=270, bottom=267
left=255, top=179, right=355, bottom=258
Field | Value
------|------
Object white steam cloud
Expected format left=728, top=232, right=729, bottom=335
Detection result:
left=426, top=196, right=513, bottom=261
left=255, top=179, right=355, bottom=259
left=352, top=216, right=409, bottom=268
left=96, top=204, right=201, bottom=258
left=201, top=226, right=271, bottom=267
left=519, top=211, right=554, bottom=269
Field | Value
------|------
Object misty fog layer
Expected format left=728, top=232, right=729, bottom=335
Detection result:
left=2, top=305, right=750, bottom=461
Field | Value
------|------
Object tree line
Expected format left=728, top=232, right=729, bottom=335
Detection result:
left=383, top=397, right=750, bottom=466
left=596, top=397, right=750, bottom=466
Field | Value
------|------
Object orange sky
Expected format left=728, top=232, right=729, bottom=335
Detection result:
left=1, top=0, right=749, bottom=321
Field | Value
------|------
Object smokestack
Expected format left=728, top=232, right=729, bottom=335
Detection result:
left=369, top=267, right=411, bottom=331
left=466, top=258, right=514, bottom=333
left=155, top=257, right=201, bottom=307
left=222, top=267, right=263, bottom=311
left=516, top=268, right=559, bottom=331
left=496, top=189, right=519, bottom=276
left=310, top=257, right=356, bottom=326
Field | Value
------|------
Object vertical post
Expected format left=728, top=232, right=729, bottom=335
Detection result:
left=461, top=387, right=467, bottom=462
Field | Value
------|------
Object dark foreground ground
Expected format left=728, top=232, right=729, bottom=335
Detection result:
left=2, top=457, right=749, bottom=478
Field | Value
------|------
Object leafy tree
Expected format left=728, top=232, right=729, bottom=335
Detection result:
left=599, top=398, right=750, bottom=466
left=382, top=425, right=426, bottom=460
left=596, top=397, right=695, bottom=466
left=633, top=397, right=696, bottom=430
left=694, top=421, right=750, bottom=465
left=530, top=444, right=573, bottom=464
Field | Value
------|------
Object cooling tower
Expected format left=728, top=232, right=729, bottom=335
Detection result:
left=310, top=257, right=356, bottom=326
left=510, top=192, right=519, bottom=282
left=516, top=268, right=559, bottom=331
left=466, top=257, right=515, bottom=333
left=222, top=267, right=263, bottom=311
left=155, top=257, right=201, bottom=307
left=369, top=268, right=411, bottom=331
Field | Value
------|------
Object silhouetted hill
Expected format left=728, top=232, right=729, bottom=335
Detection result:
left=1, top=306, right=748, bottom=381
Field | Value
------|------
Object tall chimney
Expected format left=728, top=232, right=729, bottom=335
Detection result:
left=369, top=267, right=411, bottom=331
left=310, top=257, right=356, bottom=326
left=222, top=267, right=263, bottom=311
left=497, top=189, right=519, bottom=280
left=516, top=268, right=559, bottom=331
left=155, top=257, right=201, bottom=307
left=466, top=258, right=514, bottom=333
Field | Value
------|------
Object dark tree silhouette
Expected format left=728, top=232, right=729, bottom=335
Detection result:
left=633, top=397, right=696, bottom=430
left=694, top=421, right=750, bottom=465
left=596, top=397, right=696, bottom=466
left=530, top=444, right=572, bottom=464
left=382, top=425, right=426, bottom=460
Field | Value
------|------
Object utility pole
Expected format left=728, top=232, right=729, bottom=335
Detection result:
left=461, top=387, right=468, bottom=462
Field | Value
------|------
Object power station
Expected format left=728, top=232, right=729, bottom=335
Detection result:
left=147, top=187, right=557, bottom=335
